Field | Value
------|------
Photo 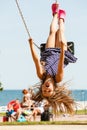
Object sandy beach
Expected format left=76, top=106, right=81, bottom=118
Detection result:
left=0, top=114, right=87, bottom=122
left=0, top=101, right=87, bottom=130
left=0, top=114, right=87, bottom=130
left=0, top=125, right=87, bottom=130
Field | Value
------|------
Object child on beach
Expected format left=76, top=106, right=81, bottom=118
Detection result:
left=28, top=2, right=77, bottom=114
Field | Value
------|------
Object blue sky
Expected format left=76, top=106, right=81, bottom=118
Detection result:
left=0, top=0, right=87, bottom=90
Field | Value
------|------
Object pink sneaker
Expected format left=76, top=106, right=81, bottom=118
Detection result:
left=52, top=3, right=59, bottom=15
left=58, top=9, right=66, bottom=22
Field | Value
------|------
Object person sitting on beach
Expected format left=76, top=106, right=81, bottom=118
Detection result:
left=31, top=101, right=45, bottom=121
left=21, top=96, right=33, bottom=120
left=30, top=100, right=50, bottom=121
left=21, top=96, right=33, bottom=111
left=28, top=2, right=77, bottom=115
left=7, top=99, right=21, bottom=121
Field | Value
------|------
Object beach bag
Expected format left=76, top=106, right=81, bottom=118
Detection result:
left=17, top=115, right=26, bottom=122
left=41, top=110, right=50, bottom=121
left=3, top=116, right=9, bottom=122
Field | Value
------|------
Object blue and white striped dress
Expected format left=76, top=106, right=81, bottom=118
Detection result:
left=40, top=48, right=77, bottom=76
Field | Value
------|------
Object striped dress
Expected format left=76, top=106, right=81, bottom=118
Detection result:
left=40, top=48, right=77, bottom=76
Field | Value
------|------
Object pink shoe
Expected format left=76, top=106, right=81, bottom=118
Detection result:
left=58, top=9, right=66, bottom=22
left=52, top=3, right=59, bottom=15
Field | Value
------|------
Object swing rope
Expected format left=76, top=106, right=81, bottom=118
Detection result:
left=15, top=0, right=58, bottom=50
left=55, top=0, right=58, bottom=3
left=15, top=0, right=40, bottom=49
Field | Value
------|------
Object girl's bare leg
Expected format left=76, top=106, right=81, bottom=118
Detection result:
left=46, top=14, right=58, bottom=48
left=55, top=19, right=67, bottom=50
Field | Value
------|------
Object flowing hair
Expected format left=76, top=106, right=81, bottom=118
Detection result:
left=31, top=80, right=75, bottom=115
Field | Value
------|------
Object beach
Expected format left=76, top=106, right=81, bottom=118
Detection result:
left=0, top=101, right=87, bottom=122
left=1, top=115, right=87, bottom=130
left=0, top=113, right=87, bottom=122
left=0, top=114, right=87, bottom=130
left=0, top=125, right=87, bottom=130
left=0, top=103, right=87, bottom=130
left=0, top=101, right=87, bottom=130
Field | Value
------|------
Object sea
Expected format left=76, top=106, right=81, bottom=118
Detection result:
left=0, top=89, right=87, bottom=106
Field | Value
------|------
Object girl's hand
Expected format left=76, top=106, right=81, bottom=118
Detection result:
left=28, top=38, right=33, bottom=45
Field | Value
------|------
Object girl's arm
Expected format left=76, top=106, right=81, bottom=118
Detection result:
left=28, top=38, right=43, bottom=79
left=55, top=42, right=65, bottom=82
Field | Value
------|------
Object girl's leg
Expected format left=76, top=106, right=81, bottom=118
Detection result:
left=55, top=10, right=67, bottom=50
left=46, top=3, right=59, bottom=48
left=46, top=14, right=58, bottom=48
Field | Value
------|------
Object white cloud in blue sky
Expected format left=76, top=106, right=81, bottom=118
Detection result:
left=0, top=0, right=87, bottom=90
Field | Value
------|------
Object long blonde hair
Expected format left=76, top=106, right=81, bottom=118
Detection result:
left=32, top=81, right=75, bottom=115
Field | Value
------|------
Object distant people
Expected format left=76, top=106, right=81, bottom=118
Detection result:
left=21, top=96, right=33, bottom=120
left=7, top=99, right=21, bottom=120
left=28, top=88, right=34, bottom=99
left=41, top=104, right=51, bottom=121
left=31, top=100, right=49, bottom=121
left=22, top=89, right=32, bottom=100
left=21, top=96, right=32, bottom=111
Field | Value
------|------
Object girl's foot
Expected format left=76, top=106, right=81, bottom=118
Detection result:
left=51, top=3, right=59, bottom=16
left=58, top=9, right=66, bottom=22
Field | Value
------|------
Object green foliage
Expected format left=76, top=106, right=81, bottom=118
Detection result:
left=0, top=120, right=87, bottom=125
left=0, top=82, right=3, bottom=91
left=75, top=109, right=87, bottom=115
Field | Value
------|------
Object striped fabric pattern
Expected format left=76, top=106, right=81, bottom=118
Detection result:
left=40, top=48, right=77, bottom=76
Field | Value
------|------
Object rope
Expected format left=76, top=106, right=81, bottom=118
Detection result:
left=55, top=0, right=58, bottom=3
left=15, top=0, right=40, bottom=49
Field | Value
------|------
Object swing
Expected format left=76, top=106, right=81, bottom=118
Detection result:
left=15, top=0, right=74, bottom=55
left=40, top=42, right=74, bottom=54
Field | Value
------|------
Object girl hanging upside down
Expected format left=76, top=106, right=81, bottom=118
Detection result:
left=28, top=2, right=77, bottom=115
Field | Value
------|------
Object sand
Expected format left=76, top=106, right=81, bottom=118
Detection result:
left=0, top=125, right=87, bottom=130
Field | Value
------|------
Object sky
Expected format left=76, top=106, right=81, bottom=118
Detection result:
left=0, top=0, right=87, bottom=90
